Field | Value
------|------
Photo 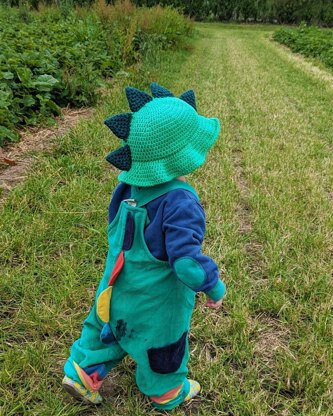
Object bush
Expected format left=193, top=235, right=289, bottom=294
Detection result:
left=273, top=23, right=333, bottom=69
left=0, top=1, right=193, bottom=145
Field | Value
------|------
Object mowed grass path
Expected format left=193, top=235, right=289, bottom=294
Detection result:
left=1, top=24, right=332, bottom=416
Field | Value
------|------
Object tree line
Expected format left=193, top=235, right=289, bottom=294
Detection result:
left=133, top=1, right=333, bottom=25
left=2, top=0, right=333, bottom=26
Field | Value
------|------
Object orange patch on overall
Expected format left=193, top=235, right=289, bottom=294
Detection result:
left=150, top=384, right=183, bottom=404
left=108, top=251, right=124, bottom=286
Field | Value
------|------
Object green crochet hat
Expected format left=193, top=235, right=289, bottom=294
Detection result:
left=104, top=82, right=220, bottom=187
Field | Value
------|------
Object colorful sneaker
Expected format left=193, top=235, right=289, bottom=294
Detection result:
left=184, top=379, right=201, bottom=401
left=62, top=376, right=103, bottom=404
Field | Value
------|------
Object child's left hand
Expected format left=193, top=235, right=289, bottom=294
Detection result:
left=205, top=297, right=223, bottom=309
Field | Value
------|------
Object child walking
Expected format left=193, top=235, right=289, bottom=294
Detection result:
left=62, top=82, right=226, bottom=410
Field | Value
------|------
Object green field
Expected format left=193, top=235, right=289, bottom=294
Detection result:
left=1, top=23, right=332, bottom=415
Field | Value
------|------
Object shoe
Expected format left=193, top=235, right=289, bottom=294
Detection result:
left=184, top=379, right=201, bottom=401
left=62, top=376, right=103, bottom=404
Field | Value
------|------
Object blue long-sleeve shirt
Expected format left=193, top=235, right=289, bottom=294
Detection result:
left=108, top=182, right=225, bottom=301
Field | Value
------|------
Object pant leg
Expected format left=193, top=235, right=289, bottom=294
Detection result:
left=64, top=303, right=127, bottom=385
left=134, top=334, right=191, bottom=409
left=151, top=379, right=191, bottom=410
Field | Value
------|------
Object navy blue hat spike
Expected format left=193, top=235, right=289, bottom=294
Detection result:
left=125, top=87, right=152, bottom=112
left=105, top=84, right=197, bottom=173
left=104, top=113, right=132, bottom=141
left=106, top=145, right=132, bottom=171
left=179, top=90, right=196, bottom=111
left=150, top=82, right=174, bottom=98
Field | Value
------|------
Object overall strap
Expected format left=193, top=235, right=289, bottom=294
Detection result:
left=130, top=179, right=199, bottom=207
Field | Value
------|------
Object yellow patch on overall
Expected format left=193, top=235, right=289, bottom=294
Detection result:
left=96, top=287, right=112, bottom=323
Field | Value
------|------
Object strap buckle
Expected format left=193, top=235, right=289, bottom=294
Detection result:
left=124, top=198, right=137, bottom=207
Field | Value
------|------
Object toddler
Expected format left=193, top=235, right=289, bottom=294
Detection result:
left=62, top=82, right=226, bottom=410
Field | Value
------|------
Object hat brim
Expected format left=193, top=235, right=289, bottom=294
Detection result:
left=118, top=115, right=220, bottom=187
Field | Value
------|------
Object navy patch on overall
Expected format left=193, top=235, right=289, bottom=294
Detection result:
left=147, top=331, right=188, bottom=374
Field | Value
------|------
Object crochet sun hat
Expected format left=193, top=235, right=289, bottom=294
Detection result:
left=104, top=82, right=220, bottom=187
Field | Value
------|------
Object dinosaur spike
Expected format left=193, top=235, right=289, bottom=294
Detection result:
left=179, top=90, right=197, bottom=111
left=125, top=87, right=152, bottom=112
left=106, top=145, right=132, bottom=171
left=104, top=113, right=132, bottom=141
left=150, top=82, right=174, bottom=98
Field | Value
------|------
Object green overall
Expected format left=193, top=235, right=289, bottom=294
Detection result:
left=64, top=180, right=199, bottom=408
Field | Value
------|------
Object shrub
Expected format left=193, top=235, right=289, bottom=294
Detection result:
left=0, top=2, right=193, bottom=145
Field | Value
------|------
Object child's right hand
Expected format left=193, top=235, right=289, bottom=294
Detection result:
left=205, top=297, right=224, bottom=309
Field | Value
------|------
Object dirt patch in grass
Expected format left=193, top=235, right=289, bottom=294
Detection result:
left=232, top=147, right=252, bottom=233
left=100, top=370, right=126, bottom=401
left=254, top=316, right=291, bottom=366
left=232, top=147, right=264, bottom=266
left=0, top=108, right=92, bottom=202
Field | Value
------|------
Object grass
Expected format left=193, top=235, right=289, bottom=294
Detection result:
left=1, top=23, right=333, bottom=415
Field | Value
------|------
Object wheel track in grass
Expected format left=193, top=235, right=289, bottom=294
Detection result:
left=209, top=27, right=289, bottom=368
left=190, top=28, right=269, bottom=284
left=171, top=27, right=292, bottom=414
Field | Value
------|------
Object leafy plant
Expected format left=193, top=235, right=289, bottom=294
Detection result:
left=273, top=23, right=333, bottom=70
left=0, top=3, right=193, bottom=145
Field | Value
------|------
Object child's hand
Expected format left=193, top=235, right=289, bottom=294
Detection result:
left=205, top=297, right=224, bottom=309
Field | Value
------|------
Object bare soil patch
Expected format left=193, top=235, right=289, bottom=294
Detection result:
left=232, top=148, right=252, bottom=234
left=254, top=315, right=291, bottom=366
left=232, top=144, right=268, bottom=279
left=0, top=108, right=92, bottom=201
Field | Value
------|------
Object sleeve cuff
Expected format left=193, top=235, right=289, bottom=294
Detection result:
left=205, top=279, right=226, bottom=302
